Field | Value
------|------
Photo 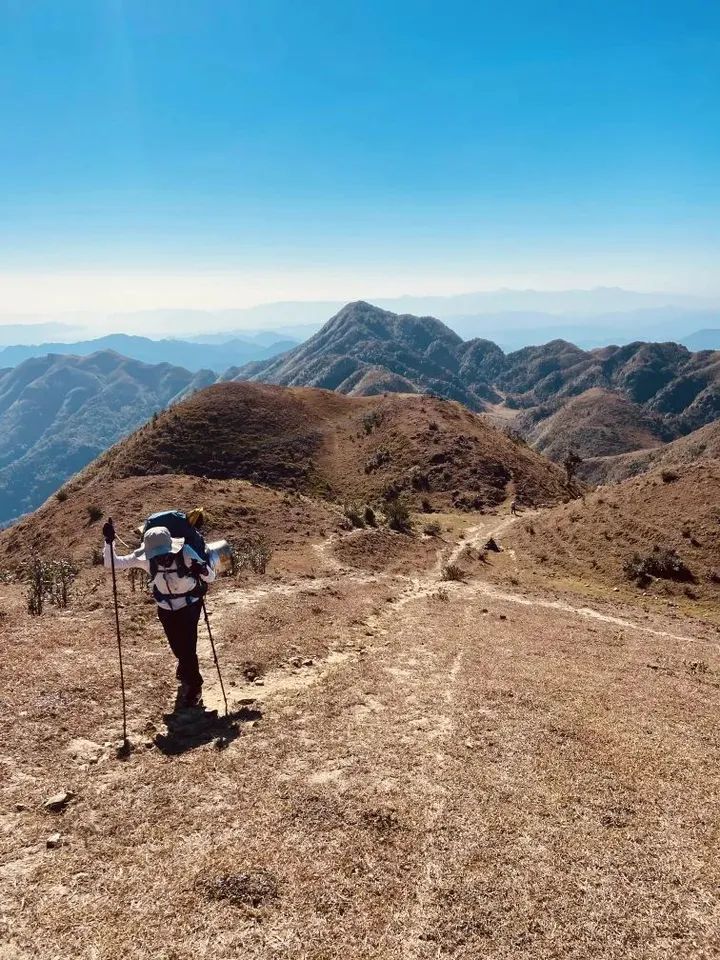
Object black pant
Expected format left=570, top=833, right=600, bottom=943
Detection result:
left=157, top=601, right=203, bottom=692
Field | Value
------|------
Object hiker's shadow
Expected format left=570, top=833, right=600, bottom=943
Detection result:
left=154, top=700, right=262, bottom=756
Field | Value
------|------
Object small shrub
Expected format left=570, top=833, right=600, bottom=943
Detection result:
left=91, top=547, right=104, bottom=566
left=385, top=497, right=412, bottom=533
left=234, top=536, right=273, bottom=574
left=433, top=587, right=450, bottom=602
left=623, top=546, right=695, bottom=586
left=411, top=471, right=430, bottom=491
left=363, top=505, right=377, bottom=527
left=661, top=469, right=679, bottom=483
left=708, top=569, right=720, bottom=584
left=441, top=563, right=464, bottom=582
left=423, top=521, right=442, bottom=537
left=86, top=504, right=103, bottom=524
left=55, top=488, right=69, bottom=502
left=365, top=448, right=391, bottom=473
left=20, top=554, right=78, bottom=614
left=564, top=451, right=583, bottom=483
left=363, top=411, right=383, bottom=435
left=421, top=497, right=432, bottom=513
left=343, top=503, right=365, bottom=529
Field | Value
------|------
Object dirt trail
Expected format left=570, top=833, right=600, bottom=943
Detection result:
left=4, top=507, right=720, bottom=958
left=200, top=508, right=713, bottom=715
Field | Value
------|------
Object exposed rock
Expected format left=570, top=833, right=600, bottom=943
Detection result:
left=66, top=738, right=104, bottom=764
left=43, top=791, right=74, bottom=813
left=46, top=832, right=63, bottom=849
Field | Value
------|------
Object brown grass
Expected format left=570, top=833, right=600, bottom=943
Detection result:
left=504, top=461, right=720, bottom=608
left=2, top=515, right=719, bottom=957
left=72, top=381, right=570, bottom=511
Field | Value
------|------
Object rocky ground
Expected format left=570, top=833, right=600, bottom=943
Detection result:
left=2, top=508, right=719, bottom=958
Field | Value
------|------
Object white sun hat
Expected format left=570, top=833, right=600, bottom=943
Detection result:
left=133, top=526, right=184, bottom=562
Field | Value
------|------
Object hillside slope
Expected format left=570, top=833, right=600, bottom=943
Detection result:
left=516, top=387, right=673, bottom=460
left=508, top=460, right=720, bottom=602
left=84, top=381, right=570, bottom=510
left=3, top=482, right=719, bottom=957
left=580, top=418, right=720, bottom=484
left=0, top=352, right=214, bottom=524
left=231, top=301, right=501, bottom=411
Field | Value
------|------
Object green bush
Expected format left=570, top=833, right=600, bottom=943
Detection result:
left=623, top=546, right=694, bottom=586
left=385, top=497, right=412, bottom=533
left=343, top=503, right=366, bottom=529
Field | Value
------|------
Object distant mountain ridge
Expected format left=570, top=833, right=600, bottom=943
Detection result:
left=229, top=301, right=505, bottom=411
left=233, top=301, right=720, bottom=432
left=3, top=287, right=717, bottom=346
left=0, top=333, right=296, bottom=372
left=3, top=299, right=720, bottom=523
left=0, top=351, right=214, bottom=523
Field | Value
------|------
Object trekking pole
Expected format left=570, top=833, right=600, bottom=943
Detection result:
left=106, top=518, right=129, bottom=755
left=201, top=597, right=229, bottom=716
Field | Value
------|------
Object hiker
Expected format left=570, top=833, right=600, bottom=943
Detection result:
left=102, top=518, right=215, bottom=707
left=510, top=500, right=519, bottom=516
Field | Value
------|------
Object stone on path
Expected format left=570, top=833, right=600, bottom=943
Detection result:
left=43, top=791, right=74, bottom=813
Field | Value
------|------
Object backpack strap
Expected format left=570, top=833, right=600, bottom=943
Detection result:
left=149, top=548, right=207, bottom=606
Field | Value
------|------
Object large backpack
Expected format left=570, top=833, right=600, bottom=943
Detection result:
left=143, top=510, right=208, bottom=606
left=143, top=510, right=208, bottom=562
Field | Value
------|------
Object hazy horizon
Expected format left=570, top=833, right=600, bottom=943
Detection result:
left=1, top=286, right=719, bottom=346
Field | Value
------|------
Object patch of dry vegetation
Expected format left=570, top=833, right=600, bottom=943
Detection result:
left=507, top=461, right=720, bottom=607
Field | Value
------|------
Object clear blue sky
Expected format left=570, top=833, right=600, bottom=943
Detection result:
left=1, top=0, right=718, bottom=312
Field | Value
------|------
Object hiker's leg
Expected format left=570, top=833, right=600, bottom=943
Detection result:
left=184, top=602, right=203, bottom=693
left=157, top=605, right=203, bottom=692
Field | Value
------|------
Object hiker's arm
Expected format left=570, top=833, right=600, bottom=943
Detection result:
left=103, top=543, right=149, bottom=572
left=185, top=547, right=216, bottom=584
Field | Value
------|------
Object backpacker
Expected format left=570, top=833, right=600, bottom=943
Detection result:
left=143, top=510, right=208, bottom=562
left=143, top=510, right=209, bottom=606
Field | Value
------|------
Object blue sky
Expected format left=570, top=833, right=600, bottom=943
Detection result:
left=1, top=0, right=718, bottom=312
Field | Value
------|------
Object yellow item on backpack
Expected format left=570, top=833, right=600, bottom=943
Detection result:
left=187, top=507, right=205, bottom=527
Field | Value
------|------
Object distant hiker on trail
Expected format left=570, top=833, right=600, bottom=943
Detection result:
left=511, top=500, right=519, bottom=516
left=102, top=516, right=215, bottom=708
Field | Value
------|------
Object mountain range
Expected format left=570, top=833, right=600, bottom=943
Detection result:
left=3, top=299, right=720, bottom=524
left=0, top=352, right=214, bottom=524
left=233, top=301, right=720, bottom=432
left=0, top=332, right=295, bottom=372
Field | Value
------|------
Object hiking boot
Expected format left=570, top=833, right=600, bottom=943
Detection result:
left=184, top=686, right=203, bottom=708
